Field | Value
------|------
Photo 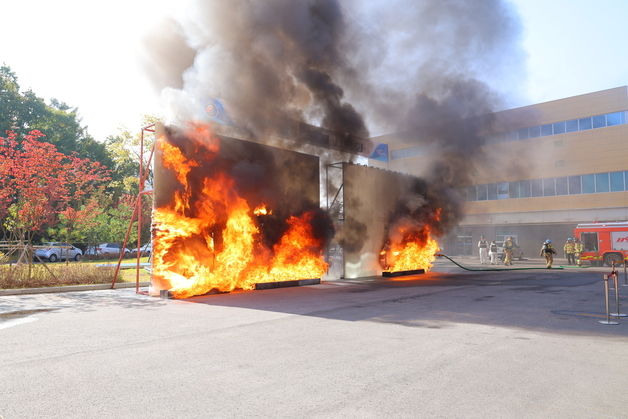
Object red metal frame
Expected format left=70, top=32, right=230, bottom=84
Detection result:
left=111, top=124, right=156, bottom=293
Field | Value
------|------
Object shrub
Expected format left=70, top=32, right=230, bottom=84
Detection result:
left=0, top=263, right=116, bottom=289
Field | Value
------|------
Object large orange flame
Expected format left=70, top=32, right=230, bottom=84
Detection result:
left=152, top=126, right=328, bottom=298
left=380, top=222, right=440, bottom=273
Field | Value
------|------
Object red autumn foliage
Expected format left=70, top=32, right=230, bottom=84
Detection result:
left=0, top=130, right=110, bottom=233
left=58, top=198, right=103, bottom=233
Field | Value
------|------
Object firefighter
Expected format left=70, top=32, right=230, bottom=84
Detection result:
left=503, top=236, right=514, bottom=266
left=488, top=240, right=499, bottom=265
left=540, top=239, right=557, bottom=269
left=563, top=238, right=576, bottom=265
left=574, top=237, right=584, bottom=266
left=478, top=235, right=489, bottom=264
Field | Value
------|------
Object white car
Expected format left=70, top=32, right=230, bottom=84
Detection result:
left=86, top=243, right=132, bottom=257
left=35, top=242, right=83, bottom=262
left=139, top=242, right=151, bottom=255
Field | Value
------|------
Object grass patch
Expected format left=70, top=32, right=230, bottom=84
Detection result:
left=0, top=263, right=116, bottom=289
left=119, top=268, right=151, bottom=283
left=80, top=256, right=150, bottom=265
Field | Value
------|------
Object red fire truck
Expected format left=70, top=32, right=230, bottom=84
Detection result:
left=573, top=222, right=628, bottom=266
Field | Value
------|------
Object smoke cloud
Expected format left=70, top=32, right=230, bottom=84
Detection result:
left=145, top=0, right=369, bottom=152
left=143, top=0, right=526, bottom=252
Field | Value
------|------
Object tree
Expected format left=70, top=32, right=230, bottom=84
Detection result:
left=104, top=115, right=158, bottom=198
left=47, top=199, right=103, bottom=244
left=0, top=64, right=111, bottom=164
left=0, top=130, right=110, bottom=245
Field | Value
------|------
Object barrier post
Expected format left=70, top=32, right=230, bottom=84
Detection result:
left=599, top=275, right=619, bottom=325
left=611, top=272, right=627, bottom=318
left=623, top=259, right=627, bottom=287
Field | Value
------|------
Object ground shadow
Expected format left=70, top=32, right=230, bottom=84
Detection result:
left=176, top=268, right=628, bottom=337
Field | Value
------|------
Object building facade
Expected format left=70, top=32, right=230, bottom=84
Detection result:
left=371, top=86, right=628, bottom=258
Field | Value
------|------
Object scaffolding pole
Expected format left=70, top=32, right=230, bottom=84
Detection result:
left=111, top=124, right=156, bottom=293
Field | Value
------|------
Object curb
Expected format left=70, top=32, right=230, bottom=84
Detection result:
left=0, top=282, right=151, bottom=296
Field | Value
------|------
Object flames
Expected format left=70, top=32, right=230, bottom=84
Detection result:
left=380, top=217, right=441, bottom=273
left=152, top=125, right=328, bottom=298
left=253, top=204, right=271, bottom=216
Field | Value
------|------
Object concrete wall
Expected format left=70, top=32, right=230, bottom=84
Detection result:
left=342, top=163, right=415, bottom=278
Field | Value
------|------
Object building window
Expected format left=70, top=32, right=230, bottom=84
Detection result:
left=606, top=111, right=624, bottom=126
left=543, top=178, right=556, bottom=196
left=531, top=179, right=543, bottom=197
left=487, top=183, right=498, bottom=200
left=509, top=181, right=519, bottom=198
left=582, top=174, right=595, bottom=193
left=595, top=172, right=610, bottom=192
left=578, top=117, right=592, bottom=130
left=555, top=177, right=568, bottom=195
left=540, top=124, right=553, bottom=136
left=610, top=171, right=625, bottom=192
left=519, top=180, right=531, bottom=198
left=568, top=175, right=582, bottom=194
left=553, top=121, right=566, bottom=134
left=497, top=182, right=509, bottom=199
left=517, top=128, right=529, bottom=140
left=592, top=114, right=606, bottom=128
left=566, top=119, right=579, bottom=132
left=529, top=125, right=541, bottom=138
left=468, top=171, right=625, bottom=202
left=477, top=184, right=488, bottom=201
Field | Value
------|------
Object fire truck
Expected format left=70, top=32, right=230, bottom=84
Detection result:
left=573, top=222, right=628, bottom=266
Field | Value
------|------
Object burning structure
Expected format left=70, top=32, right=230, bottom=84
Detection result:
left=138, top=0, right=526, bottom=296
left=151, top=124, right=333, bottom=298
left=334, top=163, right=440, bottom=278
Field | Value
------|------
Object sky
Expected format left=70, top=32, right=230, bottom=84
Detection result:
left=1, top=0, right=627, bottom=141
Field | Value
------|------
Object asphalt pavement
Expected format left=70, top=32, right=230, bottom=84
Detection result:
left=1, top=257, right=627, bottom=418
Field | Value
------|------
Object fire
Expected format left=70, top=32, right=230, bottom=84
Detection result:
left=380, top=222, right=440, bottom=273
left=152, top=126, right=328, bottom=298
left=253, top=204, right=272, bottom=216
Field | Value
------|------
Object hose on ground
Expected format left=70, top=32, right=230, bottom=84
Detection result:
left=435, top=254, right=564, bottom=271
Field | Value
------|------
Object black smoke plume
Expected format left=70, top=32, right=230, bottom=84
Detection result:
left=145, top=0, right=369, bottom=151
left=144, top=0, right=525, bottom=259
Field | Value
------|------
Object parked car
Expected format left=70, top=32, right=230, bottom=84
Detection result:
left=85, top=243, right=132, bottom=257
left=139, top=242, right=151, bottom=256
left=496, top=241, right=524, bottom=261
left=35, top=242, right=83, bottom=262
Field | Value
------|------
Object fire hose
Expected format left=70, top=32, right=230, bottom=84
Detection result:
left=435, top=254, right=564, bottom=271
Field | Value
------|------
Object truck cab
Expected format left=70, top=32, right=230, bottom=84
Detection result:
left=573, top=222, right=628, bottom=266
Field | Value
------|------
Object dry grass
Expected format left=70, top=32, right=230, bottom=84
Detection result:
left=0, top=263, right=116, bottom=289
left=118, top=268, right=151, bottom=283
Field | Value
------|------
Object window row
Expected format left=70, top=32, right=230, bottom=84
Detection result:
left=490, top=110, right=627, bottom=143
left=467, top=170, right=628, bottom=201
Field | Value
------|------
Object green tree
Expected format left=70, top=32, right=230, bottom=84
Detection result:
left=0, top=64, right=110, bottom=164
left=104, top=115, right=158, bottom=198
